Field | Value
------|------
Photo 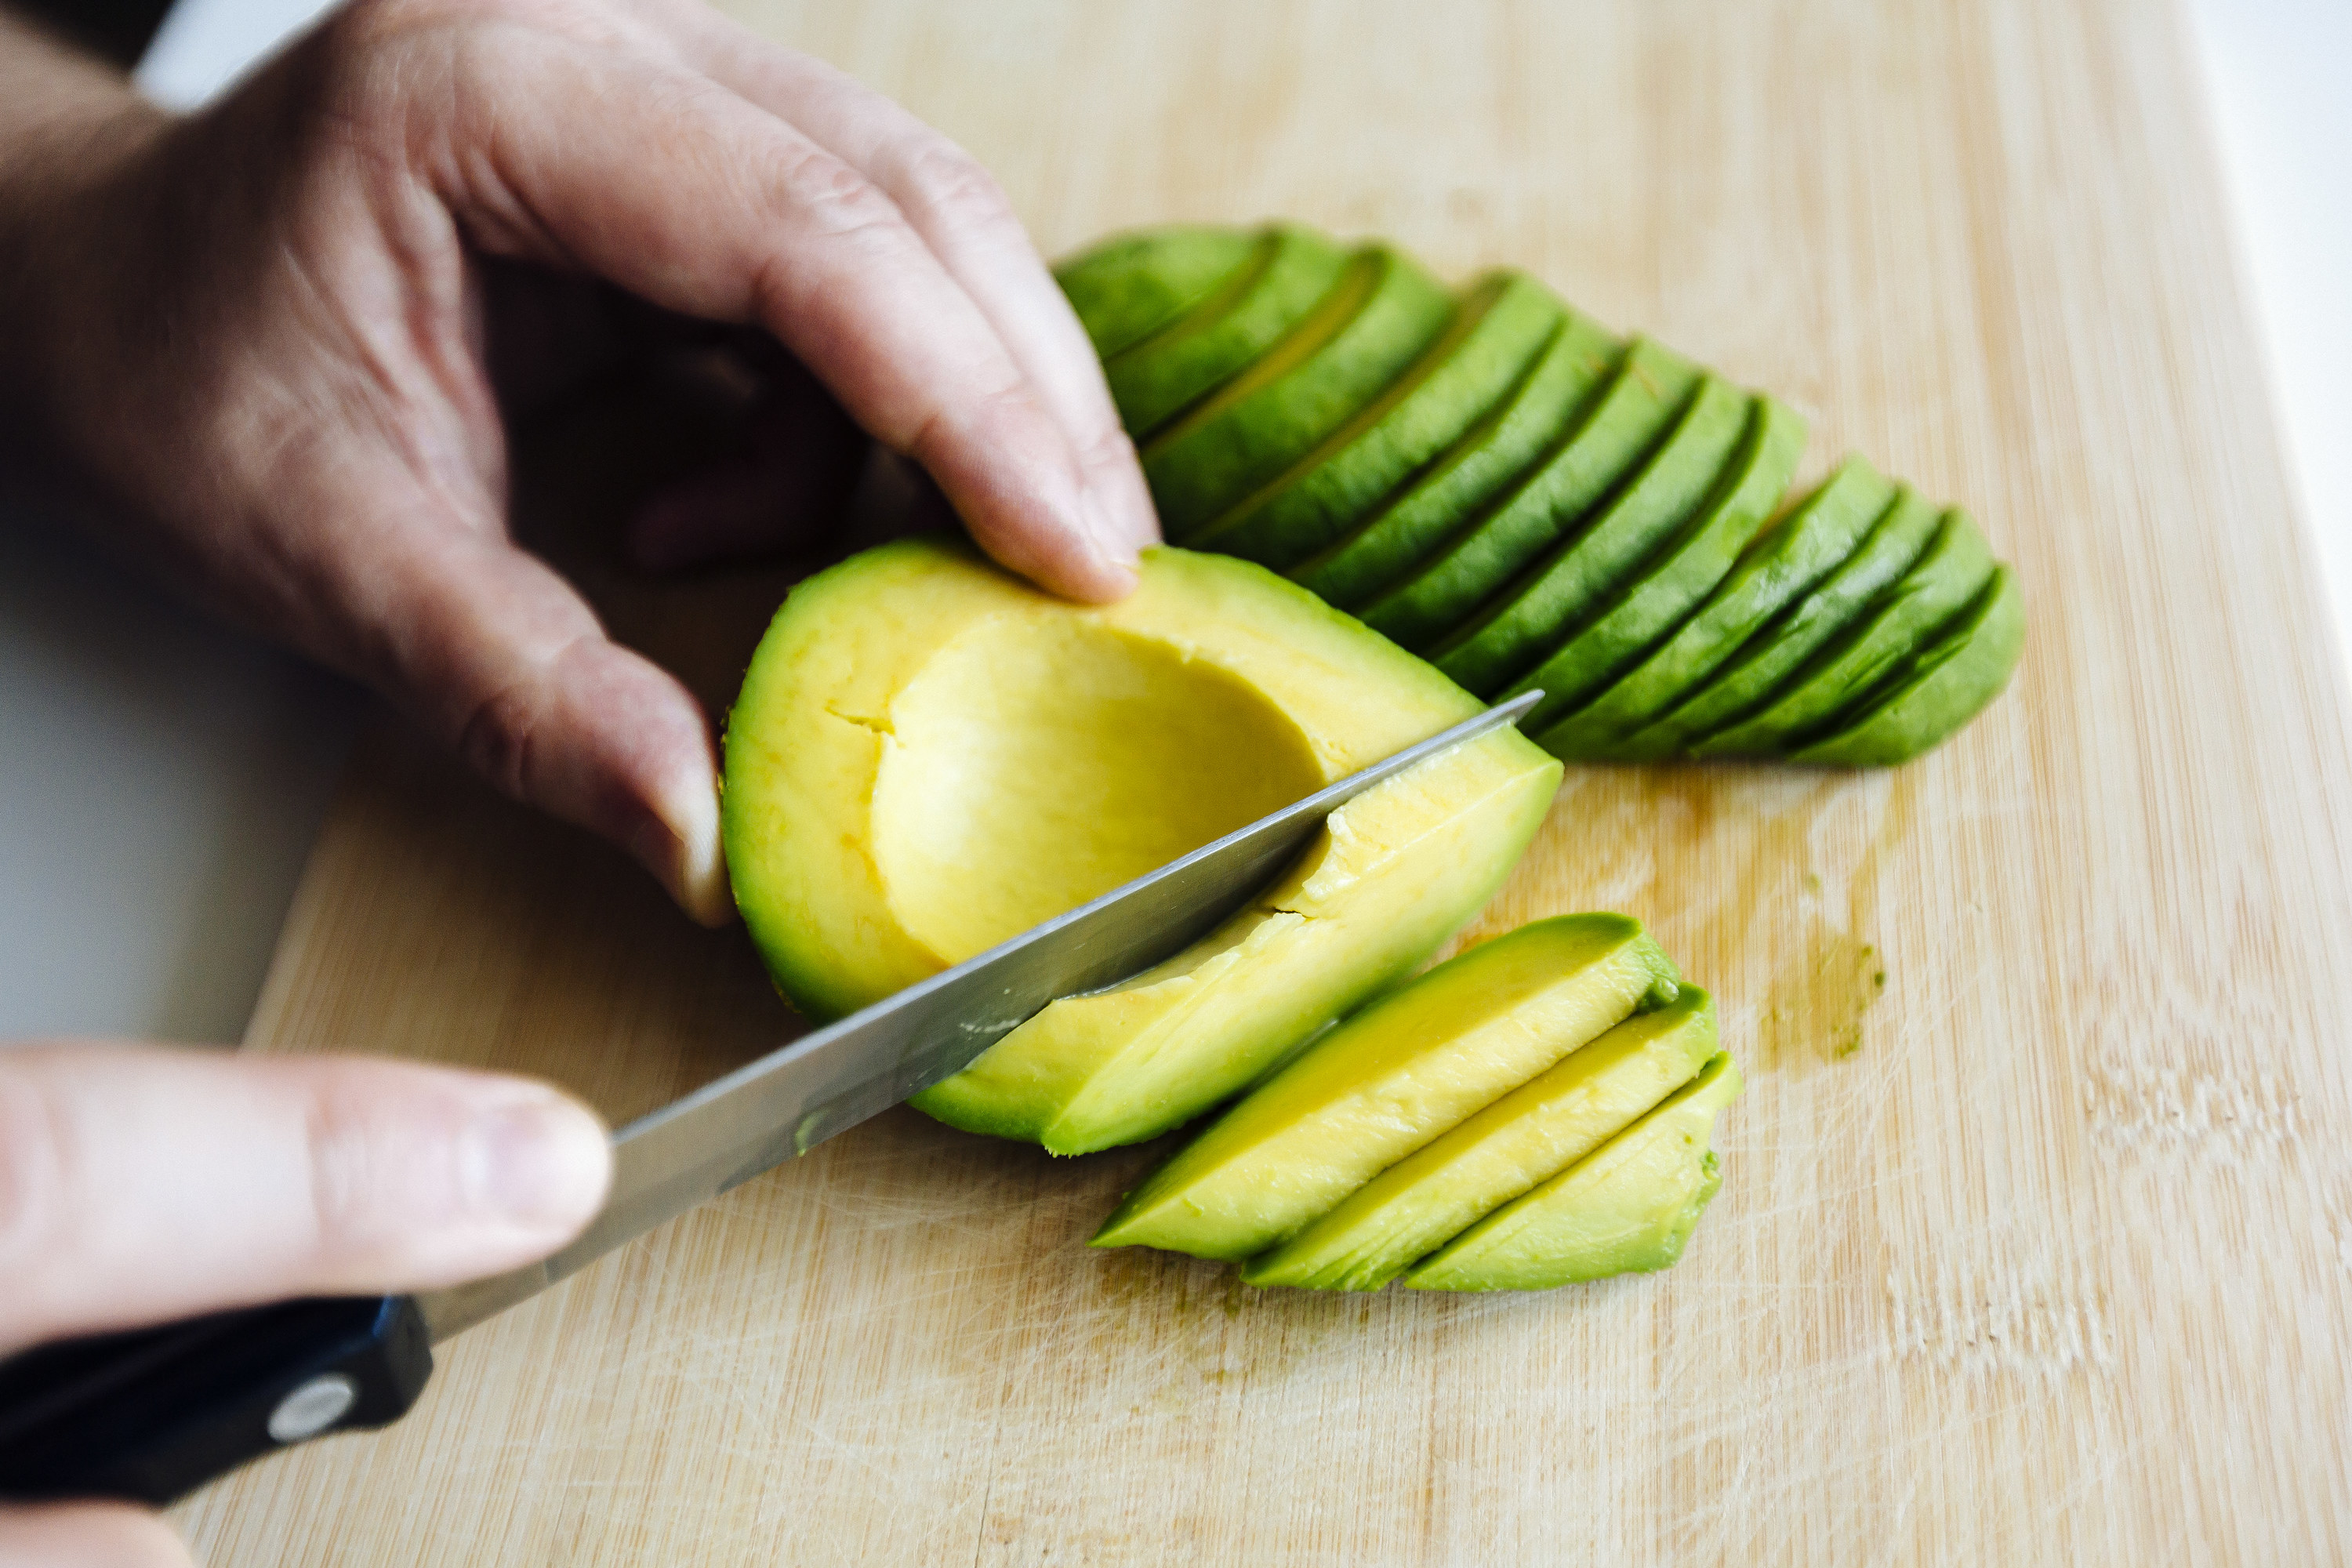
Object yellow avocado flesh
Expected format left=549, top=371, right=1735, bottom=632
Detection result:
left=1404, top=1052, right=1741, bottom=1290
left=1090, top=914, right=1677, bottom=1259
left=721, top=536, right=1562, bottom=1152
left=927, top=730, right=1560, bottom=1152
left=1243, top=986, right=1716, bottom=1291
left=869, top=615, right=1320, bottom=961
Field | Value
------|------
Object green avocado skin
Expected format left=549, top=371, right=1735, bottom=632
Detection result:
left=1537, top=456, right=1894, bottom=757
left=1365, top=338, right=1703, bottom=656
left=1298, top=311, right=1621, bottom=614
left=1145, top=247, right=1457, bottom=541
left=1794, top=566, right=2025, bottom=765
left=1433, top=371, right=1748, bottom=695
left=1186, top=271, right=1566, bottom=569
left=1058, top=223, right=2026, bottom=768
left=1505, top=394, right=1808, bottom=733
left=1692, top=509, right=1996, bottom=757
left=1105, top=226, right=1350, bottom=439
left=1608, top=483, right=1941, bottom=761
left=1055, top=228, right=1261, bottom=360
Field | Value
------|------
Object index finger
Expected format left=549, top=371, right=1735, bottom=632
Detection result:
left=395, top=24, right=1138, bottom=599
left=637, top=9, right=1157, bottom=554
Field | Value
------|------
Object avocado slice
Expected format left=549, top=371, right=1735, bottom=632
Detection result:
left=1533, top=457, right=1896, bottom=757
left=1089, top=913, right=1678, bottom=1259
left=1244, top=986, right=1717, bottom=1291
left=1360, top=337, right=1703, bottom=655
left=724, top=537, right=1561, bottom=1152
left=1055, top=227, right=1262, bottom=361
left=1290, top=310, right=1620, bottom=610
left=1792, top=565, right=2025, bottom=765
left=1184, top=271, right=1566, bottom=568
left=1404, top=1051, right=1742, bottom=1290
left=1691, top=508, right=1995, bottom=756
left=1104, top=225, right=1350, bottom=439
left=1608, top=482, right=1940, bottom=760
left=1432, top=373, right=1751, bottom=695
left=1503, top=394, right=1807, bottom=734
left=1145, top=247, right=1454, bottom=539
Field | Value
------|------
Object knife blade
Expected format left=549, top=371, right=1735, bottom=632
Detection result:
left=0, top=691, right=1540, bottom=1505
left=421, top=688, right=1541, bottom=1336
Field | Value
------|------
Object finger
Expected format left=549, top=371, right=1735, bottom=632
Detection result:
left=419, top=27, right=1138, bottom=598
left=357, top=515, right=735, bottom=925
left=637, top=7, right=1158, bottom=554
left=0, top=1044, right=610, bottom=1355
left=0, top=1502, right=191, bottom=1568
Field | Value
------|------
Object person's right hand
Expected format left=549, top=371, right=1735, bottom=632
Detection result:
left=0, top=0, right=1158, bottom=929
left=0, top=1041, right=615, bottom=1568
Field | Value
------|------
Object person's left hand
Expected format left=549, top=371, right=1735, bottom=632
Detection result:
left=0, top=0, right=1159, bottom=927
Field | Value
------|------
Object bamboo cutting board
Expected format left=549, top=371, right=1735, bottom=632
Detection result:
left=172, top=1, right=2352, bottom=1562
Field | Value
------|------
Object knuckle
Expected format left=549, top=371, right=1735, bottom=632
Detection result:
left=895, top=140, right=1017, bottom=236
left=766, top=142, right=909, bottom=245
left=1080, top=420, right=1139, bottom=470
left=903, top=375, right=1035, bottom=469
left=298, top=1080, right=382, bottom=1255
left=456, top=676, right=545, bottom=802
left=448, top=631, right=597, bottom=807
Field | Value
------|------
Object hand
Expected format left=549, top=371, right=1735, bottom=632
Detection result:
left=0, top=0, right=1158, bottom=927
left=0, top=1041, right=614, bottom=1566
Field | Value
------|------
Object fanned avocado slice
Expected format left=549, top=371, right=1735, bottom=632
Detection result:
left=1104, top=225, right=1349, bottom=439
left=1291, top=311, right=1619, bottom=610
left=1692, top=508, right=1996, bottom=757
left=1062, top=222, right=2024, bottom=771
left=1533, top=457, right=1895, bottom=758
left=1504, top=394, right=1806, bottom=733
left=1244, top=988, right=1717, bottom=1292
left=1793, top=566, right=2025, bottom=765
left=1607, top=482, right=1940, bottom=760
left=1404, top=1051, right=1742, bottom=1291
left=1091, top=913, right=1677, bottom=1261
left=1185, top=270, right=1566, bottom=568
left=1363, top=339, right=1704, bottom=656
left=1145, top=247, right=1454, bottom=539
left=1432, top=373, right=1751, bottom=695
left=1055, top=227, right=1262, bottom=360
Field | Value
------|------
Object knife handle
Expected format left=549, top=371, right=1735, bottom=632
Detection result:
left=0, top=1294, right=432, bottom=1507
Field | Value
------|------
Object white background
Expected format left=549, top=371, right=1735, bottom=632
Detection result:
left=2, top=0, right=2345, bottom=1043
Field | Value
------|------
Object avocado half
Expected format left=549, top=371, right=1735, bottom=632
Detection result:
left=1059, top=223, right=2024, bottom=767
left=721, top=537, right=1562, bottom=1155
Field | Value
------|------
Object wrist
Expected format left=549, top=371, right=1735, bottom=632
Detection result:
left=0, top=8, right=171, bottom=437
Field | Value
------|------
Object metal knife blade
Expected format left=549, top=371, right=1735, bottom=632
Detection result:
left=416, top=691, right=1542, bottom=1341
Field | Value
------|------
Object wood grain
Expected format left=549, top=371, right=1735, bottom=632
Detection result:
left=171, top=1, right=2352, bottom=1561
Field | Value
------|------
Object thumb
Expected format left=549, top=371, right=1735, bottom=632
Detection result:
left=0, top=1044, right=612, bottom=1356
left=0, top=1501, right=192, bottom=1568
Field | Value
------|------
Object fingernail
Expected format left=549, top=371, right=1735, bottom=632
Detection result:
left=466, top=1092, right=612, bottom=1230
left=1093, top=463, right=1163, bottom=555
left=632, top=784, right=731, bottom=928
left=1081, top=485, right=1145, bottom=583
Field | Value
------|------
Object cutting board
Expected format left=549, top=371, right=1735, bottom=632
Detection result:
left=172, top=1, right=2352, bottom=1561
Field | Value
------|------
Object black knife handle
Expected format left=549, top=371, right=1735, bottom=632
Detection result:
left=0, top=1294, right=432, bottom=1506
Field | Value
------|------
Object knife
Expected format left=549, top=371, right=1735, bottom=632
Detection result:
left=0, top=692, right=1541, bottom=1507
